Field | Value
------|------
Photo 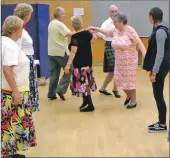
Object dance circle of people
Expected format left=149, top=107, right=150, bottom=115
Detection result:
left=1, top=3, right=170, bottom=158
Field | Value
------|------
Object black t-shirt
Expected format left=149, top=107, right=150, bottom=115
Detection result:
left=68, top=30, right=93, bottom=68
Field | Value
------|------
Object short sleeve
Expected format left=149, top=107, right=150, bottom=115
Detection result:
left=87, top=31, right=93, bottom=41
left=57, top=22, right=71, bottom=37
left=15, top=30, right=23, bottom=48
left=68, top=38, right=78, bottom=51
left=3, top=47, right=19, bottom=66
left=15, top=38, right=22, bottom=48
left=126, top=26, right=140, bottom=44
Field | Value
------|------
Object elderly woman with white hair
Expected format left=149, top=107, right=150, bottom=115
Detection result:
left=88, top=12, right=146, bottom=109
left=1, top=16, right=36, bottom=158
left=14, top=3, right=39, bottom=112
left=64, top=16, right=97, bottom=112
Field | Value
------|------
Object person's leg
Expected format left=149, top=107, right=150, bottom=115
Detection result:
left=80, top=96, right=88, bottom=109
left=48, top=56, right=61, bottom=99
left=100, top=42, right=113, bottom=95
left=123, top=89, right=137, bottom=109
left=56, top=54, right=72, bottom=100
left=130, top=89, right=136, bottom=105
left=123, top=90, right=131, bottom=105
left=80, top=95, right=95, bottom=112
left=148, top=71, right=168, bottom=132
left=1, top=91, right=24, bottom=158
left=153, top=73, right=167, bottom=125
left=113, top=80, right=118, bottom=91
left=100, top=72, right=113, bottom=91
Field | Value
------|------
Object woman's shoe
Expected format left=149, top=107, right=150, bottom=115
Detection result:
left=112, top=91, right=121, bottom=98
left=12, top=154, right=26, bottom=158
left=127, top=103, right=137, bottom=109
left=80, top=103, right=88, bottom=109
left=80, top=105, right=95, bottom=112
left=99, top=90, right=112, bottom=95
left=124, top=97, right=131, bottom=105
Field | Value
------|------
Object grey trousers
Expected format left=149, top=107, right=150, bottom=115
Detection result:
left=48, top=54, right=73, bottom=98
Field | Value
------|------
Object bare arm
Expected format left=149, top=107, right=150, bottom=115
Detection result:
left=3, top=66, right=19, bottom=92
left=66, top=46, right=77, bottom=67
left=89, top=30, right=99, bottom=43
left=127, top=26, right=146, bottom=58
left=65, top=31, right=75, bottom=38
left=87, top=26, right=110, bottom=37
left=137, top=38, right=146, bottom=58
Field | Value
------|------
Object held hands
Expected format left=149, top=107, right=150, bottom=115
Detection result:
left=149, top=71, right=156, bottom=83
left=64, top=64, right=70, bottom=74
left=12, top=90, right=22, bottom=106
left=86, top=26, right=95, bottom=31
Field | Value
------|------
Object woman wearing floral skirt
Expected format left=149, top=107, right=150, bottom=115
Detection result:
left=14, top=3, right=39, bottom=112
left=64, top=16, right=97, bottom=112
left=1, top=16, right=37, bottom=158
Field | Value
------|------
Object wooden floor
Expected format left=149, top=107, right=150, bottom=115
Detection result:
left=20, top=66, right=169, bottom=157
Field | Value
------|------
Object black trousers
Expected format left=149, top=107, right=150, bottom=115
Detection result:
left=152, top=71, right=168, bottom=124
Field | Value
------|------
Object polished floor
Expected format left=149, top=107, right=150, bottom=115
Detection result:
left=19, top=66, right=169, bottom=157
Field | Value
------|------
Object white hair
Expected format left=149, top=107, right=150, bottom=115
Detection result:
left=54, top=7, right=65, bottom=18
left=109, top=5, right=119, bottom=11
left=71, top=16, right=83, bottom=31
left=2, top=15, right=23, bottom=36
left=14, top=3, right=33, bottom=20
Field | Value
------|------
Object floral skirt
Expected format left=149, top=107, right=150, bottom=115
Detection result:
left=1, top=90, right=37, bottom=157
left=27, top=55, right=39, bottom=112
left=70, top=66, right=97, bottom=97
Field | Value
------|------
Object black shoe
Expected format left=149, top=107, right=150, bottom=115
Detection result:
left=148, top=122, right=167, bottom=133
left=112, top=91, right=121, bottom=98
left=99, top=90, right=112, bottom=95
left=127, top=103, right=137, bottom=109
left=80, top=105, right=95, bottom=112
left=80, top=103, right=88, bottom=109
left=124, top=97, right=131, bottom=105
left=57, top=93, right=65, bottom=101
left=148, top=122, right=160, bottom=129
left=48, top=96, right=57, bottom=100
left=12, top=154, right=26, bottom=158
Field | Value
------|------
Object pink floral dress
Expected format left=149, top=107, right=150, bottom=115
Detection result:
left=111, top=25, right=140, bottom=90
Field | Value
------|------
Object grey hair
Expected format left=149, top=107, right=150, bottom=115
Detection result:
left=71, top=16, right=83, bottom=31
left=2, top=15, right=24, bottom=36
left=54, top=7, right=65, bottom=18
left=114, top=12, right=128, bottom=24
left=14, top=3, right=33, bottom=20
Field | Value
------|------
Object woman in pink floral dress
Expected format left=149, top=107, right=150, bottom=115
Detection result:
left=88, top=12, right=146, bottom=109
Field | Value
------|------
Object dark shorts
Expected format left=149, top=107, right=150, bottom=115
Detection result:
left=103, top=41, right=115, bottom=73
